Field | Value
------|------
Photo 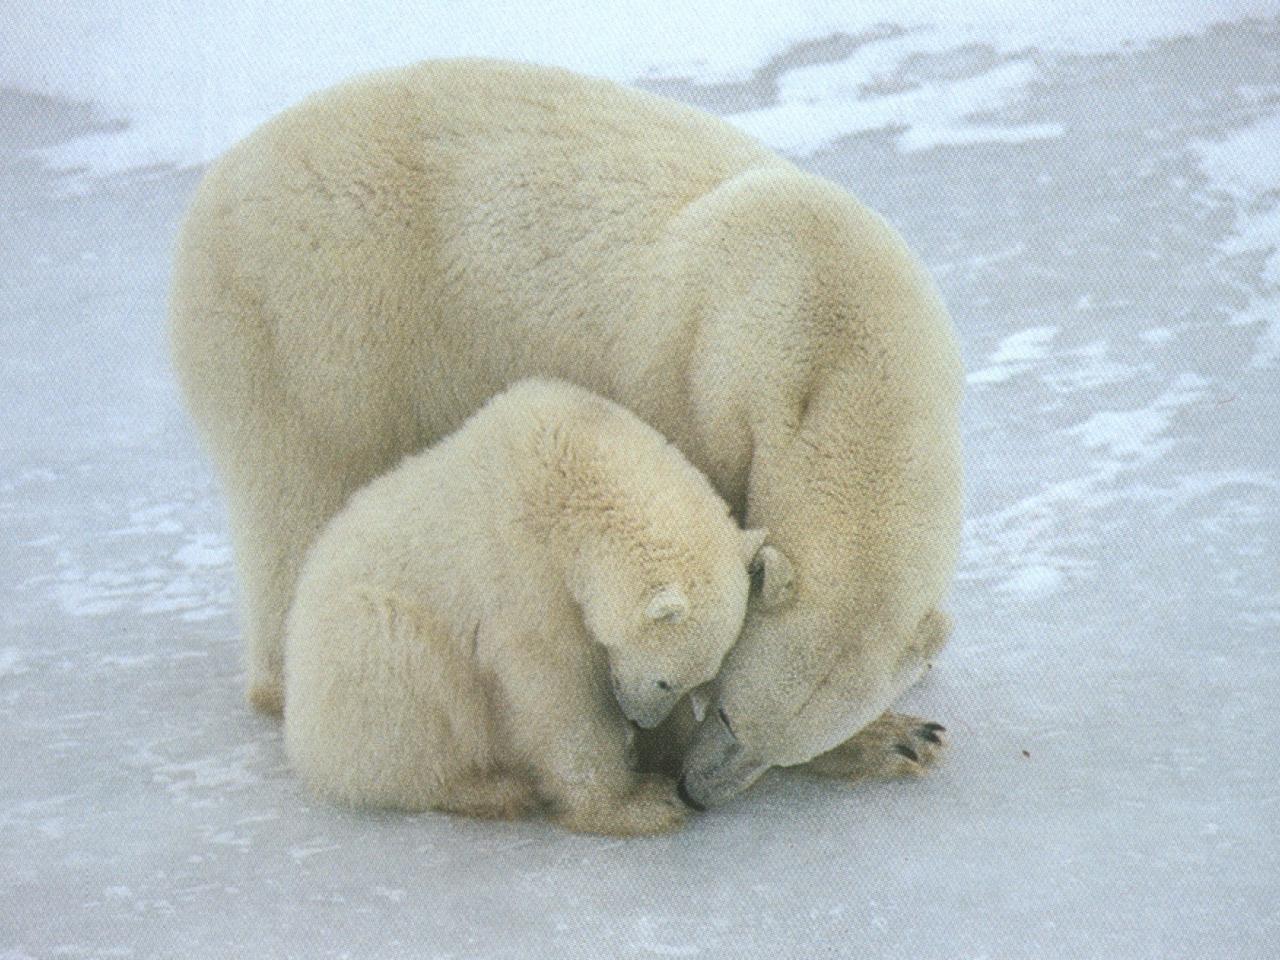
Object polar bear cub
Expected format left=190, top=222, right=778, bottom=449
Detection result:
left=283, top=378, right=764, bottom=835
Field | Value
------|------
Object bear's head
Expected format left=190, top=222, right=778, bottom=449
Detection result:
left=572, top=527, right=767, bottom=730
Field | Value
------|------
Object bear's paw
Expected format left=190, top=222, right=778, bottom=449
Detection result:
left=800, top=712, right=948, bottom=781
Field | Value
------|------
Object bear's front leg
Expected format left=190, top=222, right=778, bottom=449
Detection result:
left=801, top=610, right=953, bottom=782
left=496, top=637, right=687, bottom=837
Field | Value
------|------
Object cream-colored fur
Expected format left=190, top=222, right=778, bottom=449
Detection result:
left=283, top=378, right=761, bottom=835
left=170, top=59, right=962, bottom=807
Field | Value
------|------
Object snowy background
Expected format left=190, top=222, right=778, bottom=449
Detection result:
left=3, top=2, right=1279, bottom=957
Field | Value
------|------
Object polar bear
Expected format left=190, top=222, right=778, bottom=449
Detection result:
left=283, top=378, right=763, bottom=835
left=170, top=58, right=963, bottom=808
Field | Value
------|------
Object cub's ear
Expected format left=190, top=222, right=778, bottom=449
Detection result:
left=749, top=545, right=795, bottom=609
left=740, top=527, right=769, bottom=566
left=646, top=585, right=689, bottom=624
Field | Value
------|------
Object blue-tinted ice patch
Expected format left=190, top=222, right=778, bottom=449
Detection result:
left=1196, top=112, right=1280, bottom=199
left=0, top=647, right=29, bottom=678
left=997, top=563, right=1065, bottom=597
left=1064, top=374, right=1209, bottom=463
left=967, top=326, right=1059, bottom=384
left=172, top=534, right=233, bottom=570
left=22, top=530, right=232, bottom=621
left=962, top=374, right=1219, bottom=598
left=732, top=58, right=1063, bottom=158
left=968, top=328, right=1138, bottom=394
left=1194, top=112, right=1280, bottom=369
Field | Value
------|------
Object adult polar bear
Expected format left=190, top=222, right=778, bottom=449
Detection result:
left=169, top=58, right=963, bottom=809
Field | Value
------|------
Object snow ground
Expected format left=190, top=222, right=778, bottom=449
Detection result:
left=2, top=6, right=1279, bottom=959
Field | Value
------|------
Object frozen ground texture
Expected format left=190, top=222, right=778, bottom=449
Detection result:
left=2, top=4, right=1279, bottom=958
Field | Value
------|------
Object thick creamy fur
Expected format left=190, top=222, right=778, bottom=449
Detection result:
left=283, top=378, right=756, bottom=835
left=170, top=59, right=963, bottom=806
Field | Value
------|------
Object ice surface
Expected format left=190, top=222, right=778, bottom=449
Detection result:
left=733, top=58, right=1067, bottom=156
left=1195, top=112, right=1280, bottom=368
left=4, top=0, right=1275, bottom=175
left=1196, top=111, right=1280, bottom=197
left=2, top=6, right=1279, bottom=959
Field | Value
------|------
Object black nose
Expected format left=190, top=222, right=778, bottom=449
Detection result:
left=676, top=777, right=706, bottom=812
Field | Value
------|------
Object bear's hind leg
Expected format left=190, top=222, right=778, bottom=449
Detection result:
left=225, top=427, right=372, bottom=716
left=287, top=586, right=507, bottom=813
left=434, top=770, right=541, bottom=821
left=554, top=776, right=687, bottom=837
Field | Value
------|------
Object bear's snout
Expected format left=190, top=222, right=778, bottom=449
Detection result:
left=676, top=777, right=706, bottom=812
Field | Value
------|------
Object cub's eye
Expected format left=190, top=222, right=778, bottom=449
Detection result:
left=655, top=680, right=672, bottom=691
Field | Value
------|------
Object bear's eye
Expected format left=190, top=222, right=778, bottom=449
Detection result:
left=655, top=680, right=672, bottom=691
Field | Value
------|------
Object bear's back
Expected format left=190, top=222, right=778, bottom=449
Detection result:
left=215, top=58, right=780, bottom=209
left=175, top=60, right=791, bottom=455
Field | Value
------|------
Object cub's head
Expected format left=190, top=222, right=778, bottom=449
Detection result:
left=572, top=528, right=767, bottom=729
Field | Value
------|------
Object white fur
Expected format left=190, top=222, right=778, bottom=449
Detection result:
left=283, top=378, right=756, bottom=834
left=170, top=59, right=963, bottom=805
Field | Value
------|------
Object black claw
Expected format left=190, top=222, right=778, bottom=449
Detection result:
left=922, top=722, right=946, bottom=733
left=894, top=744, right=920, bottom=763
left=919, top=729, right=942, bottom=745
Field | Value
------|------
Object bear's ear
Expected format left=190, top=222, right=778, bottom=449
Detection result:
left=740, top=527, right=769, bottom=567
left=646, top=585, right=689, bottom=624
left=749, top=545, right=795, bottom=609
